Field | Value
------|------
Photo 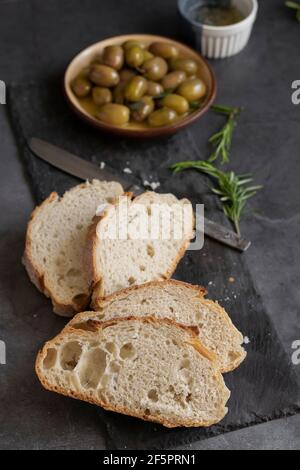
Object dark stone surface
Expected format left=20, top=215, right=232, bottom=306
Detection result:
left=0, top=0, right=299, bottom=450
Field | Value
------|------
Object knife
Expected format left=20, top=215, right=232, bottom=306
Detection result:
left=28, top=138, right=251, bottom=252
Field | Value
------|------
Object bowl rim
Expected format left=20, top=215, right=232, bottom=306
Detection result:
left=177, top=0, right=258, bottom=32
left=64, top=34, right=217, bottom=138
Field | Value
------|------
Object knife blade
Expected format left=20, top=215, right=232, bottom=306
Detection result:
left=28, top=137, right=251, bottom=252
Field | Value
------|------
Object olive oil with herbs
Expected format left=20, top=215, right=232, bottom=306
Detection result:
left=193, top=4, right=245, bottom=27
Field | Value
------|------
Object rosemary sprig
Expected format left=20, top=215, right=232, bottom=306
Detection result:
left=285, top=1, right=300, bottom=22
left=171, top=160, right=262, bottom=236
left=209, top=105, right=241, bottom=164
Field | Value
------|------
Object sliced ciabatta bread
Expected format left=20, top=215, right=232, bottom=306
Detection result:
left=36, top=316, right=230, bottom=428
left=87, top=192, right=194, bottom=300
left=71, top=280, right=246, bottom=373
left=23, top=180, right=124, bottom=316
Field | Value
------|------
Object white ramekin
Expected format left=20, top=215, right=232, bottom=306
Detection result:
left=178, top=0, right=258, bottom=59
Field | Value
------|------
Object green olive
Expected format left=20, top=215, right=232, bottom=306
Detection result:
left=92, top=87, right=112, bottom=106
left=125, top=46, right=144, bottom=68
left=119, top=68, right=136, bottom=82
left=161, top=70, right=186, bottom=91
left=142, top=50, right=154, bottom=62
left=177, top=79, right=207, bottom=102
left=148, top=107, right=178, bottom=127
left=131, top=96, right=155, bottom=122
left=124, top=76, right=148, bottom=102
left=112, top=82, right=126, bottom=104
left=160, top=94, right=189, bottom=114
left=79, top=66, right=91, bottom=78
left=96, top=103, right=130, bottom=126
left=102, top=45, right=124, bottom=70
left=89, top=64, right=120, bottom=87
left=149, top=42, right=179, bottom=59
left=146, top=81, right=164, bottom=97
left=123, top=40, right=146, bottom=51
left=71, top=76, right=91, bottom=97
left=169, top=58, right=198, bottom=76
left=142, top=57, right=168, bottom=81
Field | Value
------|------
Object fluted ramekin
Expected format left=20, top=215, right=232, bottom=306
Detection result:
left=178, top=0, right=258, bottom=59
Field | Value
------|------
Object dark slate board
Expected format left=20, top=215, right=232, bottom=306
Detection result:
left=7, top=79, right=299, bottom=449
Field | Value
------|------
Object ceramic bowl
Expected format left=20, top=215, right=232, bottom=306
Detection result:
left=178, top=0, right=258, bottom=59
left=64, top=34, right=216, bottom=138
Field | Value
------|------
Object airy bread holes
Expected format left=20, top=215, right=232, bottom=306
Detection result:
left=66, top=268, right=81, bottom=278
left=78, top=348, right=107, bottom=389
left=147, top=244, right=155, bottom=257
left=179, top=359, right=190, bottom=370
left=72, top=293, right=90, bottom=309
left=128, top=276, right=136, bottom=285
left=72, top=321, right=98, bottom=332
left=105, top=342, right=116, bottom=354
left=139, top=265, right=146, bottom=272
left=148, top=389, right=159, bottom=402
left=120, top=342, right=136, bottom=360
left=60, top=341, right=82, bottom=371
left=43, top=348, right=57, bottom=370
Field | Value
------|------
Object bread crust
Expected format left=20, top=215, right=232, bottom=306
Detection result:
left=35, top=316, right=228, bottom=428
left=87, top=192, right=195, bottom=301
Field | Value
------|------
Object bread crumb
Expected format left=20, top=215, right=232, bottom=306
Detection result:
left=208, top=281, right=214, bottom=286
left=228, top=276, right=235, bottom=283
left=243, top=336, right=250, bottom=345
left=99, top=161, right=106, bottom=170
left=123, top=167, right=132, bottom=174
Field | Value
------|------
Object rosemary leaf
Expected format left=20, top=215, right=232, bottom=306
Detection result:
left=170, top=160, right=262, bottom=236
left=209, top=105, right=241, bottom=164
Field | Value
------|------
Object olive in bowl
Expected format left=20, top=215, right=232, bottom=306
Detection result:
left=64, top=34, right=216, bottom=137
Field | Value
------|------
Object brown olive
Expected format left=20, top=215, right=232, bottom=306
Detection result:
left=142, top=50, right=154, bottom=62
left=161, top=70, right=187, bottom=91
left=71, top=76, right=91, bottom=97
left=148, top=107, right=177, bottom=127
left=124, top=76, right=148, bottom=102
left=125, top=46, right=144, bottom=68
left=149, top=42, right=179, bottom=59
left=119, top=68, right=136, bottom=82
left=161, top=94, right=189, bottom=114
left=89, top=64, right=120, bottom=87
left=146, top=81, right=164, bottom=97
left=177, top=79, right=207, bottom=102
left=102, top=45, right=124, bottom=70
left=123, top=40, right=146, bottom=51
left=169, top=58, right=198, bottom=76
left=96, top=103, right=130, bottom=126
left=92, top=87, right=112, bottom=106
left=142, top=57, right=168, bottom=81
left=131, top=96, right=155, bottom=122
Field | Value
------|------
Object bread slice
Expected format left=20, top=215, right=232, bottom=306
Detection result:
left=70, top=280, right=246, bottom=373
left=23, top=180, right=124, bottom=316
left=35, top=316, right=230, bottom=428
left=87, top=192, right=194, bottom=300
